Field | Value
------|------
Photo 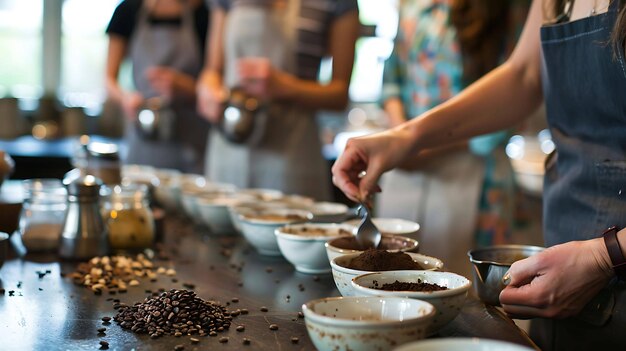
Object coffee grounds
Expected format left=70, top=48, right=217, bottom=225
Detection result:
left=345, top=249, right=423, bottom=271
left=374, top=279, right=447, bottom=292
left=114, top=289, right=232, bottom=338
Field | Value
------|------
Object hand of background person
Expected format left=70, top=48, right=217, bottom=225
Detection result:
left=145, top=66, right=196, bottom=100
left=121, top=91, right=144, bottom=121
left=197, top=70, right=227, bottom=124
left=331, top=128, right=416, bottom=202
left=499, top=238, right=613, bottom=319
left=237, top=58, right=295, bottom=100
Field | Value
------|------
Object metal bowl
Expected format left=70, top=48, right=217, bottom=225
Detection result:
left=0, top=232, right=9, bottom=271
left=467, top=245, right=544, bottom=306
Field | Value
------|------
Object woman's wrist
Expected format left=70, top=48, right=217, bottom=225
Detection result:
left=591, top=236, right=617, bottom=279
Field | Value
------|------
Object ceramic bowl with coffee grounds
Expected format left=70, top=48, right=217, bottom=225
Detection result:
left=302, top=296, right=435, bottom=351
left=393, top=337, right=535, bottom=351
left=275, top=223, right=353, bottom=274
left=351, top=270, right=471, bottom=334
left=330, top=251, right=444, bottom=297
left=239, top=209, right=312, bottom=256
left=325, top=234, right=419, bottom=264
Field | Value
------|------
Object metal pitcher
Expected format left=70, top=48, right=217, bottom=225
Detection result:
left=136, top=97, right=175, bottom=141
left=59, top=175, right=109, bottom=260
left=218, top=87, right=266, bottom=144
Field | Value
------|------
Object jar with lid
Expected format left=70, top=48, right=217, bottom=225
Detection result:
left=102, top=184, right=155, bottom=252
left=86, top=141, right=121, bottom=185
left=18, top=179, right=67, bottom=252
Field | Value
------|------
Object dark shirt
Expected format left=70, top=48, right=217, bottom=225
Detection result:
left=106, top=0, right=210, bottom=55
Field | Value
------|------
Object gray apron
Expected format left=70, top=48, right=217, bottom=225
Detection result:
left=206, top=0, right=331, bottom=200
left=126, top=0, right=209, bottom=173
left=376, top=149, right=484, bottom=279
left=530, top=1, right=626, bottom=349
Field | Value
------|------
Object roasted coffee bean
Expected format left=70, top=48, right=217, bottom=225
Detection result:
left=219, top=337, right=229, bottom=343
left=269, top=324, right=279, bottom=331
left=174, top=344, right=184, bottom=351
left=182, top=282, right=195, bottom=289
left=291, top=337, right=299, bottom=344
left=231, top=297, right=239, bottom=303
left=236, top=325, right=245, bottom=332
left=97, top=328, right=107, bottom=333
left=260, top=306, right=268, bottom=312
left=174, top=332, right=182, bottom=337
left=190, top=338, right=199, bottom=344
left=242, top=338, right=251, bottom=345
left=209, top=331, right=217, bottom=337
left=240, top=308, right=249, bottom=315
left=99, top=340, right=109, bottom=349
left=101, top=316, right=112, bottom=322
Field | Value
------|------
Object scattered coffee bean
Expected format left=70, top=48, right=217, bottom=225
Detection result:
left=269, top=324, right=279, bottom=331
left=236, top=325, right=245, bottom=332
left=231, top=297, right=239, bottom=303
left=182, top=282, right=195, bottom=289
left=240, top=308, right=249, bottom=315
left=97, top=328, right=107, bottom=333
left=260, top=306, right=268, bottom=312
left=297, top=312, right=304, bottom=318
left=38, top=288, right=43, bottom=291
left=99, top=340, right=109, bottom=349
left=101, top=316, right=111, bottom=322
left=291, top=337, right=299, bottom=344
left=174, top=332, right=182, bottom=337
left=209, top=331, right=217, bottom=337
left=174, top=344, right=184, bottom=351
left=219, top=337, right=229, bottom=343
left=190, top=337, right=199, bottom=344
left=242, top=338, right=251, bottom=345
left=171, top=278, right=178, bottom=283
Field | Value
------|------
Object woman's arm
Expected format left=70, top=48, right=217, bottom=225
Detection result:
left=332, top=0, right=544, bottom=201
left=197, top=7, right=227, bottom=123
left=105, top=34, right=143, bottom=120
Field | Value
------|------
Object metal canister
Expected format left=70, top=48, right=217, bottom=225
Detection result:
left=59, top=175, right=109, bottom=260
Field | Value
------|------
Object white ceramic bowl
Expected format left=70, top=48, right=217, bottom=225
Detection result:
left=303, top=296, right=435, bottom=351
left=352, top=270, right=471, bottom=334
left=331, top=252, right=444, bottom=297
left=275, top=223, right=353, bottom=274
left=196, top=194, right=258, bottom=235
left=325, top=234, right=419, bottom=264
left=229, top=201, right=292, bottom=233
left=307, top=201, right=350, bottom=215
left=344, top=218, right=420, bottom=238
left=153, top=168, right=182, bottom=210
left=393, top=337, right=535, bottom=351
left=239, top=209, right=312, bottom=256
left=237, top=188, right=284, bottom=201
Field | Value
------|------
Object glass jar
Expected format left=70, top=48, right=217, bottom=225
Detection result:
left=102, top=184, right=155, bottom=252
left=18, top=179, right=68, bottom=252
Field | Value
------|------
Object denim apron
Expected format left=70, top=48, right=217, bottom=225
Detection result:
left=531, top=1, right=626, bottom=349
left=205, top=0, right=331, bottom=200
left=126, top=0, right=209, bottom=173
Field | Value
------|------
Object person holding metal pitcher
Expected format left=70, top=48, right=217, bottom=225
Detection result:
left=105, top=0, right=211, bottom=173
left=197, top=0, right=359, bottom=200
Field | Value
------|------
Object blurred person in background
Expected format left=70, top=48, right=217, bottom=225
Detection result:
left=333, top=0, right=626, bottom=348
left=106, top=0, right=211, bottom=173
left=197, top=0, right=359, bottom=200
left=377, top=0, right=529, bottom=276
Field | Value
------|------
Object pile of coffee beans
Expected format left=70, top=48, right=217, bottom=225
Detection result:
left=114, top=289, right=232, bottom=338
left=68, top=254, right=175, bottom=294
left=374, top=279, right=448, bottom=292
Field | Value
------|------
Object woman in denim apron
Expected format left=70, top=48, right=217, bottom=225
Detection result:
left=332, top=0, right=626, bottom=348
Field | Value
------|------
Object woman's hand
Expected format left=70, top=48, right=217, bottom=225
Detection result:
left=237, top=58, right=295, bottom=100
left=121, top=92, right=144, bottom=121
left=500, top=238, right=614, bottom=319
left=145, top=66, right=196, bottom=100
left=197, top=70, right=227, bottom=124
left=331, top=127, right=416, bottom=202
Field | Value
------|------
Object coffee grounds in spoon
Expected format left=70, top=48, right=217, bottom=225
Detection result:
left=374, top=279, right=447, bottom=292
left=345, top=249, right=423, bottom=271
